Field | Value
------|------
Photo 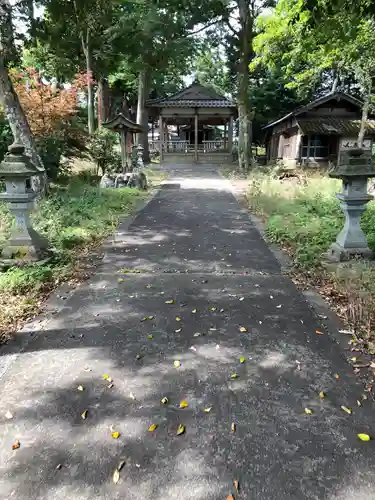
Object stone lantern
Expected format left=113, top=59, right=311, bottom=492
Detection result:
left=326, top=147, right=375, bottom=262
left=136, top=144, right=144, bottom=169
left=0, top=142, right=50, bottom=261
left=102, top=113, right=143, bottom=172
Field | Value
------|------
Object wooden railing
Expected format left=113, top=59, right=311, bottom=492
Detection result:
left=148, top=140, right=229, bottom=153
left=202, top=140, right=225, bottom=152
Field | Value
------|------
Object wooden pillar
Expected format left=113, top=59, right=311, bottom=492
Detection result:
left=120, top=129, right=127, bottom=172
left=194, top=111, right=198, bottom=163
left=224, top=122, right=227, bottom=149
left=159, top=115, right=164, bottom=161
left=228, top=115, right=234, bottom=152
left=295, top=130, right=302, bottom=164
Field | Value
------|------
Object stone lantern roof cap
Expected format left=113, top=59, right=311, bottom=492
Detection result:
left=0, top=142, right=40, bottom=177
left=329, top=148, right=375, bottom=178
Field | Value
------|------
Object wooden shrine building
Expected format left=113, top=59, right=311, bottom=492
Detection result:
left=146, top=81, right=237, bottom=164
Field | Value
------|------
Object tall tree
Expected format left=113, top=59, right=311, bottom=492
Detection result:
left=0, top=0, right=45, bottom=188
left=252, top=0, right=375, bottom=146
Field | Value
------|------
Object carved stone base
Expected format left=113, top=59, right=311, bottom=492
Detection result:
left=324, top=242, right=373, bottom=263
left=2, top=225, right=50, bottom=262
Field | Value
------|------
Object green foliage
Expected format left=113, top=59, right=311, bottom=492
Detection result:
left=248, top=171, right=344, bottom=267
left=0, top=115, right=13, bottom=162
left=89, top=129, right=121, bottom=174
left=0, top=176, right=145, bottom=295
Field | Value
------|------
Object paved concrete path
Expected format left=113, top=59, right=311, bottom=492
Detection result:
left=0, top=164, right=375, bottom=500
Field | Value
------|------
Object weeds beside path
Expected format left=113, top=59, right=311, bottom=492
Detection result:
left=0, top=172, right=164, bottom=341
left=224, top=166, right=375, bottom=386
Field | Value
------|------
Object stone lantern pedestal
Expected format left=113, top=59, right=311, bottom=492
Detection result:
left=0, top=142, right=50, bottom=262
left=326, top=147, right=375, bottom=262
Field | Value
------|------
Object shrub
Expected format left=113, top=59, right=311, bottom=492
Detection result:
left=89, top=129, right=121, bottom=174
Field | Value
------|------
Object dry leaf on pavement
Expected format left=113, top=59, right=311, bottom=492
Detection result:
left=177, top=424, right=185, bottom=435
left=161, top=397, right=169, bottom=404
left=77, top=385, right=84, bottom=391
left=239, top=327, right=247, bottom=333
left=358, top=433, right=371, bottom=441
left=174, top=360, right=181, bottom=368
left=318, top=391, right=325, bottom=399
left=231, top=423, right=236, bottom=433
left=304, top=408, right=313, bottom=415
left=231, top=373, right=239, bottom=379
left=148, top=424, right=158, bottom=432
left=179, top=400, right=188, bottom=409
left=81, top=410, right=88, bottom=420
left=341, top=405, right=352, bottom=414
left=12, top=440, right=20, bottom=450
left=111, top=432, right=121, bottom=439
left=234, top=479, right=239, bottom=491
left=113, top=469, right=120, bottom=484
left=239, top=356, right=245, bottom=363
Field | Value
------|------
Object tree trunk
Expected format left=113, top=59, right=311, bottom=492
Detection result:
left=358, top=89, right=370, bottom=148
left=0, top=0, right=45, bottom=193
left=97, top=77, right=109, bottom=128
left=136, top=67, right=151, bottom=164
left=237, top=0, right=252, bottom=171
left=82, top=30, right=95, bottom=135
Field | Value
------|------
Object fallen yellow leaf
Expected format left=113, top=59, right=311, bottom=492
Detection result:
left=210, top=307, right=217, bottom=311
left=315, top=330, right=324, bottom=335
left=204, top=407, right=212, bottom=413
left=81, top=410, right=88, bottom=419
left=165, top=300, right=174, bottom=304
left=177, top=424, right=185, bottom=435
left=147, top=335, right=153, bottom=339
left=113, top=468, right=120, bottom=484
left=117, top=460, right=125, bottom=471
left=341, top=405, right=352, bottom=414
left=231, top=373, right=239, bottom=379
left=358, top=433, right=371, bottom=441
left=239, top=327, right=247, bottom=333
left=175, top=317, right=181, bottom=322
left=318, top=391, right=325, bottom=399
left=234, top=479, right=239, bottom=491
left=357, top=400, right=362, bottom=407
left=148, top=424, right=158, bottom=432
left=103, top=373, right=110, bottom=380
left=111, top=431, right=120, bottom=439
left=77, top=385, right=84, bottom=391
left=304, top=408, right=313, bottom=415
left=118, top=278, right=124, bottom=283
left=146, top=284, right=152, bottom=289
left=239, top=356, right=245, bottom=364
left=192, top=309, right=197, bottom=313
left=12, top=440, right=20, bottom=450
left=161, top=397, right=169, bottom=404
left=231, top=422, right=236, bottom=433
left=179, top=400, right=188, bottom=409
left=175, top=328, right=182, bottom=333
left=226, top=496, right=235, bottom=500
left=334, top=374, right=340, bottom=379
left=148, top=316, right=154, bottom=320
left=174, top=360, right=181, bottom=368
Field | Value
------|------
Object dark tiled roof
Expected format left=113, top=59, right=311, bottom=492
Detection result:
left=297, top=117, right=375, bottom=135
left=148, top=99, right=235, bottom=108
left=146, top=82, right=236, bottom=108
left=263, top=91, right=364, bottom=129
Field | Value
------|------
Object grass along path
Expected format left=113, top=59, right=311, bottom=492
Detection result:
left=244, top=168, right=375, bottom=358
left=0, top=175, right=151, bottom=341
